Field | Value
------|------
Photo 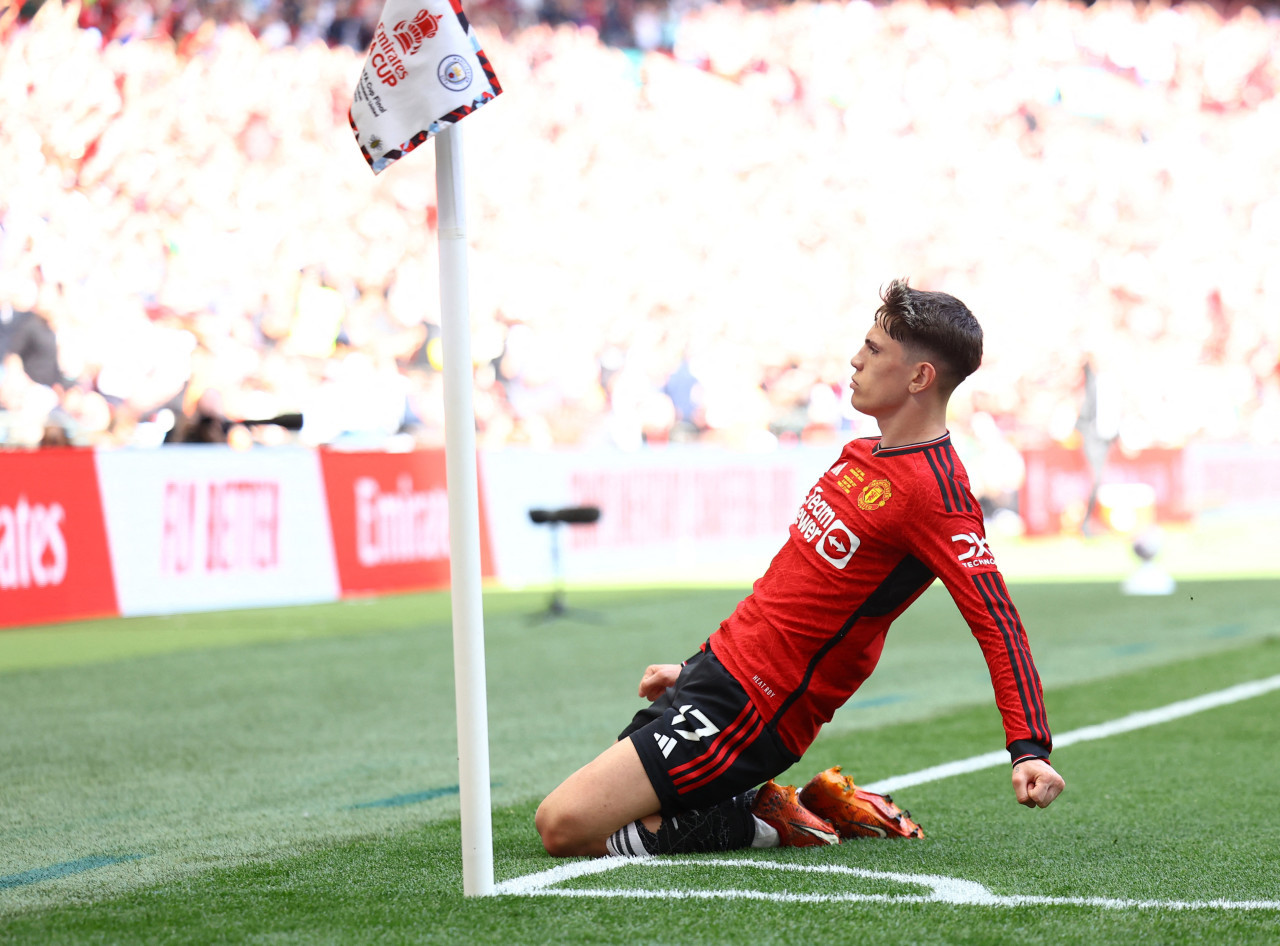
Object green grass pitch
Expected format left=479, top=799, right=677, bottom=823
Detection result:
left=2, top=578, right=1279, bottom=944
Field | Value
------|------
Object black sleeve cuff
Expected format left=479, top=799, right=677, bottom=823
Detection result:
left=1008, top=738, right=1051, bottom=766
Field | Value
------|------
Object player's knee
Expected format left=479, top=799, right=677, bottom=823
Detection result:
left=534, top=798, right=590, bottom=857
left=532, top=798, right=568, bottom=860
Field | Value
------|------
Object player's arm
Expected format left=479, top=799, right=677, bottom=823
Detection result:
left=944, top=561, right=1063, bottom=808
left=947, top=562, right=1066, bottom=809
left=906, top=508, right=1062, bottom=806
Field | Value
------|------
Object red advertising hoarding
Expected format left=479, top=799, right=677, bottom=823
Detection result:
left=0, top=449, right=119, bottom=628
left=320, top=448, right=494, bottom=596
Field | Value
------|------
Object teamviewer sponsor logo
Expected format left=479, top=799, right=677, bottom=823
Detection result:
left=797, top=486, right=860, bottom=568
left=816, top=519, right=859, bottom=568
left=796, top=486, right=836, bottom=542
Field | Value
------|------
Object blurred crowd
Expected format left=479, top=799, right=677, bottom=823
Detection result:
left=2, top=0, right=1279, bottom=514
left=58, top=0, right=691, bottom=52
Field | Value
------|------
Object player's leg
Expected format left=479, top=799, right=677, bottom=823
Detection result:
left=535, top=737, right=842, bottom=856
left=538, top=647, right=838, bottom=858
left=536, top=648, right=766, bottom=858
left=535, top=736, right=661, bottom=857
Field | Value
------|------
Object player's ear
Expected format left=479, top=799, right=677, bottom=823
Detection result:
left=908, top=360, right=937, bottom=394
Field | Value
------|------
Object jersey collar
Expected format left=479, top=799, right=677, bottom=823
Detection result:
left=871, top=431, right=951, bottom=458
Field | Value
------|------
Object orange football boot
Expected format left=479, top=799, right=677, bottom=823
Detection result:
left=751, top=780, right=840, bottom=848
left=798, top=766, right=924, bottom=839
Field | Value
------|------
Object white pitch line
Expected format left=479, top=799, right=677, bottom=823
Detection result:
left=495, top=856, right=1280, bottom=910
left=866, top=672, right=1280, bottom=794
left=495, top=674, right=1280, bottom=909
left=510, top=886, right=1280, bottom=911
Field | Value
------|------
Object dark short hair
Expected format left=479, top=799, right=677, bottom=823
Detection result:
left=875, top=278, right=983, bottom=389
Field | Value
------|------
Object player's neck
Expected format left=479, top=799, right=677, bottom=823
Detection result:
left=872, top=401, right=948, bottom=449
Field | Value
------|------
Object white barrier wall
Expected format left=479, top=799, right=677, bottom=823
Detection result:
left=8, top=440, right=1273, bottom=629
left=95, top=447, right=340, bottom=616
left=479, top=445, right=841, bottom=588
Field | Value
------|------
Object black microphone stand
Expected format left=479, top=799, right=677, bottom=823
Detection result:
left=527, top=506, right=603, bottom=622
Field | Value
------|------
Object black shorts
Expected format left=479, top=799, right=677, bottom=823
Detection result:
left=621, top=647, right=800, bottom=816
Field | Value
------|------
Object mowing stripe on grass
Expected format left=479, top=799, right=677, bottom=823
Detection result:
left=846, top=693, right=910, bottom=710
left=349, top=782, right=502, bottom=809
left=349, top=786, right=461, bottom=809
left=0, top=856, right=143, bottom=890
left=866, top=672, right=1280, bottom=795
left=496, top=857, right=1280, bottom=910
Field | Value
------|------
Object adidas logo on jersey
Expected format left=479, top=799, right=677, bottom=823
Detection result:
left=654, top=733, right=677, bottom=758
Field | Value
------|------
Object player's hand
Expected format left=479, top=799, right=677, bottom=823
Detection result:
left=638, top=663, right=681, bottom=701
left=1012, top=759, right=1065, bottom=808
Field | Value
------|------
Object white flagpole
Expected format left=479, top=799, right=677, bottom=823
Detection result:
left=435, top=122, right=494, bottom=897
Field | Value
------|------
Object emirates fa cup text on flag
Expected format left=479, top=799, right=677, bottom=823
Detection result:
left=349, top=0, right=501, bottom=174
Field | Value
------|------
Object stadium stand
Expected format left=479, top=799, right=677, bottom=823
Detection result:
left=1, top=0, right=1278, bottom=478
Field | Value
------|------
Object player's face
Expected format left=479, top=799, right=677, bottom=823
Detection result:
left=848, top=323, right=917, bottom=418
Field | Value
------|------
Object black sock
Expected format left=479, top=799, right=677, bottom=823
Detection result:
left=652, top=792, right=757, bottom=854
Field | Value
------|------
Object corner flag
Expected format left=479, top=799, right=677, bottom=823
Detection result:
left=349, top=0, right=502, bottom=175
left=348, top=0, right=501, bottom=897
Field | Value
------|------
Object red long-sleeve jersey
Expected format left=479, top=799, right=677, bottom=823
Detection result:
left=708, top=433, right=1052, bottom=763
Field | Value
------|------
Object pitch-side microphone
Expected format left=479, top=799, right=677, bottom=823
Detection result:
left=528, top=506, right=601, bottom=525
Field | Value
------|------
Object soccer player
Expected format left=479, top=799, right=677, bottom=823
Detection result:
left=536, top=279, right=1065, bottom=858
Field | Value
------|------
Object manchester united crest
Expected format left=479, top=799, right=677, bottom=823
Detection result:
left=857, top=478, right=892, bottom=511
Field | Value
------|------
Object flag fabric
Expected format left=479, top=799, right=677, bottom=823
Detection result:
left=349, top=0, right=502, bottom=174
